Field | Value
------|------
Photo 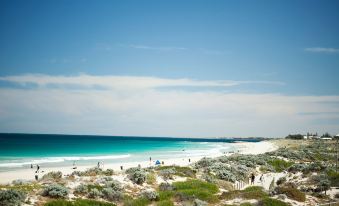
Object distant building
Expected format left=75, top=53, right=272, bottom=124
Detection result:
left=304, top=132, right=319, bottom=139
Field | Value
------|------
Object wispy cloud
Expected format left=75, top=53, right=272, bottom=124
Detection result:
left=0, top=74, right=337, bottom=137
left=0, top=74, right=283, bottom=90
left=304, top=47, right=339, bottom=53
left=127, top=44, right=187, bottom=51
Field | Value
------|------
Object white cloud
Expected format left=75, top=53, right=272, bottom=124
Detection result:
left=0, top=74, right=338, bottom=137
left=0, top=74, right=283, bottom=90
left=304, top=47, right=339, bottom=53
left=127, top=44, right=187, bottom=51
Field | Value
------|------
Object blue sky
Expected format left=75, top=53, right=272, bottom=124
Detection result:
left=0, top=0, right=338, bottom=137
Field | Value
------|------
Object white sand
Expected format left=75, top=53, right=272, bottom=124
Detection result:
left=0, top=140, right=277, bottom=184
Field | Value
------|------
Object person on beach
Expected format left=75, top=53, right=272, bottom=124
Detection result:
left=30, top=164, right=33, bottom=169
left=97, top=162, right=100, bottom=168
left=149, top=157, right=152, bottom=162
left=35, top=174, right=38, bottom=181
left=259, top=174, right=264, bottom=182
left=37, top=164, right=40, bottom=172
left=120, top=166, right=123, bottom=170
left=251, top=173, right=255, bottom=185
left=72, top=161, right=77, bottom=169
left=189, top=158, right=191, bottom=162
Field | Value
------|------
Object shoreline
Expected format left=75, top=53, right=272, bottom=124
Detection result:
left=0, top=140, right=278, bottom=184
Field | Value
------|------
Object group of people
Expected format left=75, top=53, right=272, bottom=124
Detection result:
left=250, top=173, right=265, bottom=185
left=30, top=164, right=40, bottom=181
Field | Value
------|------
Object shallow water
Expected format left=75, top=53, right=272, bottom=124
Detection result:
left=0, top=133, right=260, bottom=171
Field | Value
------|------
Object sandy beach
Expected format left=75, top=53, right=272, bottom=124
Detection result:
left=0, top=140, right=277, bottom=184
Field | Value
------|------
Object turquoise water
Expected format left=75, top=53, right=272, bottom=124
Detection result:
left=0, top=133, right=260, bottom=171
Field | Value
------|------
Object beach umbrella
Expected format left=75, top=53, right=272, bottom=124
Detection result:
left=155, top=160, right=161, bottom=165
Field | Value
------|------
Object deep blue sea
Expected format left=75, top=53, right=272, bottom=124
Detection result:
left=0, top=133, right=260, bottom=171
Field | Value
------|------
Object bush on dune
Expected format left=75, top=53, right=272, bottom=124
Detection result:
left=268, top=159, right=293, bottom=172
left=123, top=196, right=150, bottom=206
left=275, top=186, right=305, bottom=202
left=42, top=184, right=69, bottom=198
left=258, top=198, right=290, bottom=206
left=102, top=187, right=123, bottom=201
left=125, top=167, right=147, bottom=185
left=172, top=179, right=219, bottom=203
left=44, top=199, right=116, bottom=206
left=221, top=186, right=268, bottom=200
left=0, top=189, right=26, bottom=206
left=42, top=171, right=63, bottom=180
left=156, top=200, right=174, bottom=206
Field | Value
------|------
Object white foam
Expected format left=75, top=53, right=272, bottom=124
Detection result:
left=0, top=154, right=131, bottom=168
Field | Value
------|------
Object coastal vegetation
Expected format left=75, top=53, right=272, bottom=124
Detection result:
left=1, top=139, right=338, bottom=206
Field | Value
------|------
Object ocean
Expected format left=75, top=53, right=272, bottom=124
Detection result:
left=0, top=133, right=260, bottom=171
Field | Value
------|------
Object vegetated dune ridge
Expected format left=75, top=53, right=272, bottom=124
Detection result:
left=0, top=139, right=338, bottom=206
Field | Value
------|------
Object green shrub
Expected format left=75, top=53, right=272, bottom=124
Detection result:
left=87, top=188, right=102, bottom=199
left=327, top=169, right=339, bottom=187
left=74, top=184, right=88, bottom=195
left=157, top=166, right=196, bottom=177
left=173, top=179, right=219, bottom=203
left=268, top=159, right=293, bottom=172
left=104, top=180, right=123, bottom=191
left=0, top=189, right=26, bottom=206
left=156, top=200, right=174, bottom=206
left=221, top=186, right=268, bottom=200
left=158, top=191, right=175, bottom=201
left=146, top=172, right=156, bottom=185
left=42, top=184, right=69, bottom=198
left=72, top=167, right=103, bottom=176
left=141, top=190, right=159, bottom=201
left=0, top=183, right=41, bottom=193
left=159, top=183, right=174, bottom=191
left=240, top=203, right=253, bottom=206
left=277, top=177, right=287, bottom=185
left=275, top=186, right=305, bottom=202
left=311, top=174, right=331, bottom=194
left=44, top=199, right=116, bottom=206
left=126, top=167, right=147, bottom=184
left=123, top=197, right=150, bottom=206
left=258, top=198, right=289, bottom=206
left=103, top=169, right=114, bottom=176
left=159, top=169, right=175, bottom=180
left=42, top=171, right=63, bottom=180
left=102, top=188, right=123, bottom=201
left=194, top=199, right=208, bottom=206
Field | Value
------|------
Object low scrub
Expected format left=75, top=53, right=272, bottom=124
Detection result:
left=275, top=186, right=306, bottom=202
left=0, top=189, right=26, bottom=206
left=221, top=186, right=268, bottom=200
left=0, top=182, right=41, bottom=193
left=268, top=159, right=293, bottom=172
left=42, top=184, right=69, bottom=198
left=258, top=198, right=290, bottom=206
left=42, top=171, right=63, bottom=180
left=125, top=167, right=147, bottom=185
left=123, top=196, right=150, bottom=206
left=172, top=179, right=219, bottom=203
left=141, top=189, right=159, bottom=201
left=44, top=199, right=116, bottom=206
left=156, top=200, right=174, bottom=206
left=157, top=166, right=196, bottom=178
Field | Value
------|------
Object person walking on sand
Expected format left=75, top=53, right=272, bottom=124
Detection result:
left=97, top=161, right=100, bottom=168
left=36, top=164, right=40, bottom=172
left=30, top=164, right=33, bottom=169
left=251, top=173, right=255, bottom=185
